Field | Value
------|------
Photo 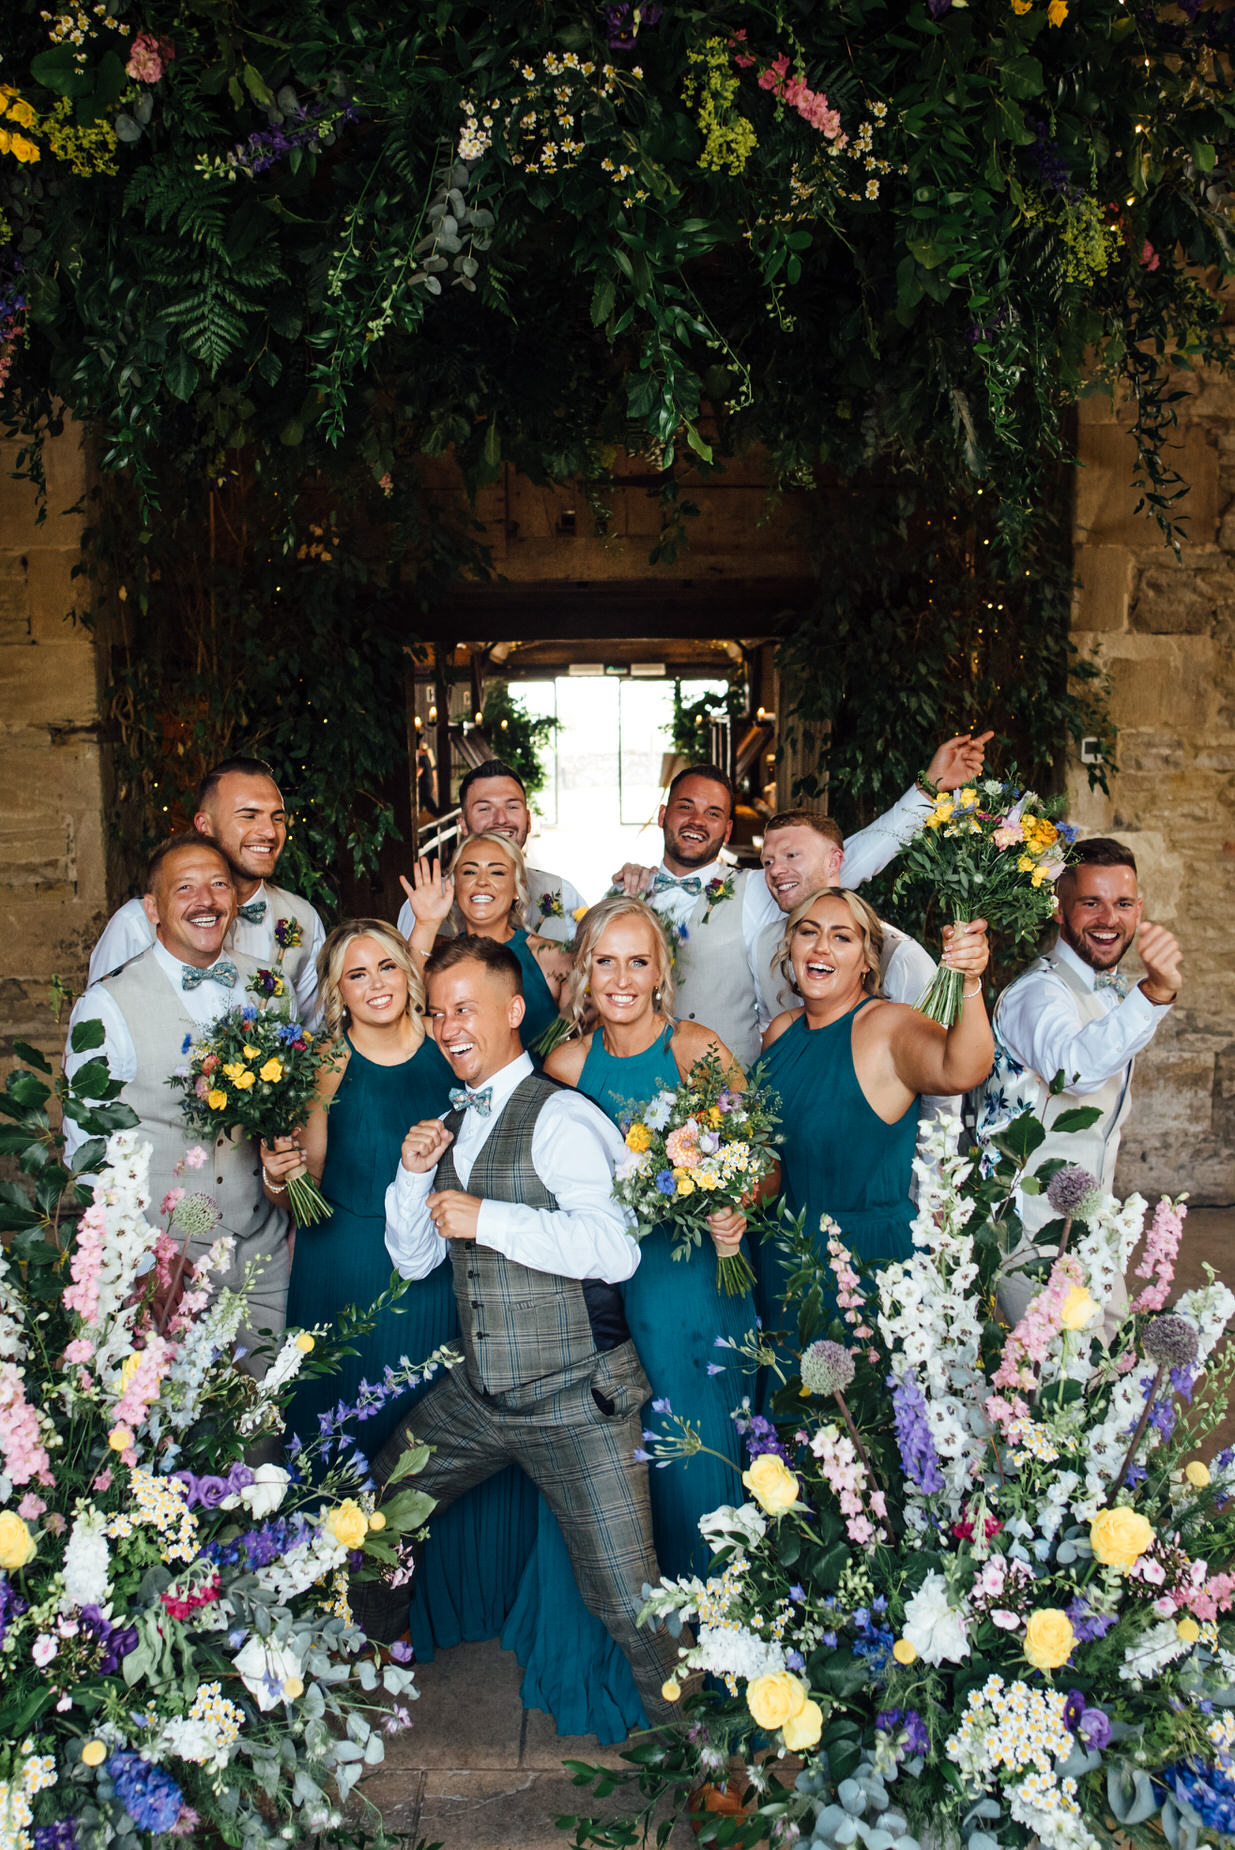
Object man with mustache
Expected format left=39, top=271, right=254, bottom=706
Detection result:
left=64, top=834, right=292, bottom=1347
left=985, top=836, right=1182, bottom=1326
left=353, top=933, right=682, bottom=1725
left=88, top=756, right=326, bottom=1024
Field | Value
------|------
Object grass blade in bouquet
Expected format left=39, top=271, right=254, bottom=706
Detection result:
left=894, top=776, right=1077, bottom=1026
left=169, top=1000, right=338, bottom=1224
left=611, top=1047, right=779, bottom=1297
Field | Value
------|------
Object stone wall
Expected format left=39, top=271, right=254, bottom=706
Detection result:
left=0, top=427, right=109, bottom=1058
left=1071, top=378, right=1235, bottom=1205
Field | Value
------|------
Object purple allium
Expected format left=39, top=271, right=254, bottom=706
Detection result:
left=800, top=1340, right=855, bottom=1396
left=889, top=1372, right=945, bottom=1495
left=1144, top=1314, right=1200, bottom=1371
left=1046, top=1164, right=1101, bottom=1218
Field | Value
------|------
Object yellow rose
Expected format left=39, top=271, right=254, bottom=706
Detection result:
left=1090, top=1506, right=1154, bottom=1571
left=782, top=1697, right=824, bottom=1752
left=625, top=1124, right=652, bottom=1153
left=892, top=1638, right=918, bottom=1665
left=207, top=1089, right=228, bottom=1111
left=222, top=1062, right=245, bottom=1081
left=746, top=1670, right=807, bottom=1731
left=1060, top=1286, right=1098, bottom=1331
left=1047, top=0, right=1067, bottom=21
left=1185, top=1461, right=1211, bottom=1488
left=0, top=1510, right=36, bottom=1571
left=295, top=1332, right=315, bottom=1353
left=959, top=787, right=978, bottom=807
left=242, top=1044, right=261, bottom=1060
left=0, top=130, right=12, bottom=158
left=234, top=1070, right=256, bottom=1090
left=258, top=1058, right=283, bottom=1083
left=108, top=1425, right=134, bottom=1452
left=1017, top=853, right=1035, bottom=873
left=1177, top=1617, right=1201, bottom=1645
left=323, top=1499, right=369, bottom=1551
left=8, top=100, right=37, bottom=130
left=10, top=134, right=39, bottom=163
left=1024, top=1608, right=1075, bottom=1672
left=676, top=1177, right=695, bottom=1197
left=742, top=1453, right=800, bottom=1516
left=696, top=1171, right=720, bottom=1190
left=81, top=1740, right=107, bottom=1768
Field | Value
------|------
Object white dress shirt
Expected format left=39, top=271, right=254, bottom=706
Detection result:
left=62, top=941, right=242, bottom=1165
left=383, top=1051, right=641, bottom=1284
left=88, top=884, right=326, bottom=1024
left=996, top=936, right=1170, bottom=1094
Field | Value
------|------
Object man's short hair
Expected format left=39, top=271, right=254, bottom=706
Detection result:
left=145, top=832, right=231, bottom=893
left=764, top=810, right=844, bottom=853
left=1058, top=836, right=1138, bottom=892
left=665, top=762, right=736, bottom=815
left=425, top=932, right=524, bottom=997
left=459, top=760, right=527, bottom=806
left=196, top=756, right=279, bottom=809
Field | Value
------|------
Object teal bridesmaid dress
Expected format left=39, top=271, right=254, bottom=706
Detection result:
left=284, top=1032, right=537, bottom=1659
left=503, top=1023, right=753, bottom=1740
left=755, top=1000, right=919, bottom=1391
left=508, top=926, right=560, bottom=1050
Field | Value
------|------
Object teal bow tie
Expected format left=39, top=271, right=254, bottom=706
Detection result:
left=237, top=898, right=268, bottom=924
left=1094, top=969, right=1130, bottom=999
left=653, top=871, right=702, bottom=895
left=449, top=1085, right=493, bottom=1116
left=182, top=958, right=238, bottom=991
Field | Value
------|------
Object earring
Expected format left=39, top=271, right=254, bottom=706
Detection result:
left=652, top=985, right=663, bottom=1012
left=341, top=1004, right=352, bottom=1025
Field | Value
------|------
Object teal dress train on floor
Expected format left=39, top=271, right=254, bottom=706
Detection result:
left=508, top=927, right=560, bottom=1050
left=755, top=1000, right=919, bottom=1392
left=502, top=1023, right=753, bottom=1741
left=284, top=1032, right=537, bottom=1660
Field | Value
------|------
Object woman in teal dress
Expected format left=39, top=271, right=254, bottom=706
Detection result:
left=400, top=835, right=569, bottom=1051
left=502, top=896, right=756, bottom=1740
left=755, top=886, right=993, bottom=1390
left=263, top=918, right=536, bottom=1659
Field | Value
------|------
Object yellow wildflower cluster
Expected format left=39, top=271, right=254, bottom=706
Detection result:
left=111, top=1466, right=200, bottom=1563
left=0, top=89, right=40, bottom=165
left=461, top=49, right=627, bottom=179
left=325, top=1566, right=354, bottom=1625
left=180, top=1682, right=245, bottom=1761
left=694, top=1559, right=751, bottom=1693
left=684, top=36, right=757, bottom=175
left=946, top=1674, right=1073, bottom=1781
left=1004, top=1415, right=1061, bottom=1464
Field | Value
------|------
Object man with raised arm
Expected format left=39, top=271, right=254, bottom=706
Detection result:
left=352, top=934, right=681, bottom=1723
left=88, top=756, right=326, bottom=1024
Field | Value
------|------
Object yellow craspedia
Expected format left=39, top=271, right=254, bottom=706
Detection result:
left=1090, top=1506, right=1154, bottom=1571
left=1185, top=1461, right=1211, bottom=1489
left=282, top=1675, right=305, bottom=1699
left=1024, top=1608, right=1075, bottom=1672
left=746, top=1671, right=807, bottom=1731
left=368, top=1512, right=386, bottom=1532
left=742, top=1453, right=799, bottom=1516
left=1177, top=1617, right=1202, bottom=1646
left=108, top=1426, right=134, bottom=1452
left=258, top=1058, right=283, bottom=1083
left=892, top=1638, right=918, bottom=1666
left=207, top=1088, right=228, bottom=1111
left=81, top=1740, right=107, bottom=1768
left=0, top=1510, right=36, bottom=1571
left=323, top=1499, right=369, bottom=1550
left=782, top=1697, right=824, bottom=1752
left=1060, top=1286, right=1098, bottom=1332
left=294, top=1332, right=315, bottom=1354
left=234, top=1070, right=256, bottom=1090
left=661, top=1677, right=681, bottom=1702
left=625, top=1123, right=653, bottom=1154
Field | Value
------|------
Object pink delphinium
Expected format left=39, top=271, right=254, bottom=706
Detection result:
left=825, top=1227, right=877, bottom=1346
left=810, top=1421, right=884, bottom=1546
left=1131, top=1196, right=1187, bottom=1314
left=0, top=1361, right=53, bottom=1486
left=179, top=1145, right=208, bottom=1171
left=990, top=1255, right=1082, bottom=1404
left=754, top=53, right=847, bottom=143
left=1177, top=1570, right=1235, bottom=1623
left=63, top=1200, right=107, bottom=1323
left=161, top=1187, right=186, bottom=1218
left=112, top=1334, right=173, bottom=1433
left=17, top=1493, right=46, bottom=1520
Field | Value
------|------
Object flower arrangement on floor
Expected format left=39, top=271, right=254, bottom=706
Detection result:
left=567, top=1109, right=1235, bottom=1850
left=0, top=1128, right=452, bottom=1850
left=169, top=998, right=338, bottom=1224
left=611, top=1048, right=779, bottom=1296
left=893, top=778, right=1079, bottom=1026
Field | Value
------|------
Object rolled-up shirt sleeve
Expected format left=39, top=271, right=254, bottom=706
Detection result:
left=384, top=1161, right=451, bottom=1279
left=477, top=1095, right=641, bottom=1282
left=840, top=786, right=930, bottom=889
left=997, top=972, right=1168, bottom=1095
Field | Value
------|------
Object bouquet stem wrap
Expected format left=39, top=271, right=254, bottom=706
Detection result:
left=913, top=899, right=969, bottom=1029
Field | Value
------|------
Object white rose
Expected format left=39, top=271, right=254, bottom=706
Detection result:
left=239, top=1463, right=291, bottom=1520
left=697, top=1502, right=767, bottom=1551
left=903, top=1570, right=971, bottom=1666
left=232, top=1635, right=303, bottom=1711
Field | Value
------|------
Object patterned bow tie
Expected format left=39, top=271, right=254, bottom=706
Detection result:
left=181, top=958, right=238, bottom=991
left=1094, top=969, right=1131, bottom=999
left=449, top=1085, right=493, bottom=1116
left=653, top=871, right=703, bottom=896
left=236, top=898, right=268, bottom=924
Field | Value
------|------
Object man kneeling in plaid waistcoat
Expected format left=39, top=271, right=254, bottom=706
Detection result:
left=351, top=932, right=681, bottom=1723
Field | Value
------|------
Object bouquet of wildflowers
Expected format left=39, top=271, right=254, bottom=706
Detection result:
left=169, top=999, right=338, bottom=1224
left=0, top=1124, right=456, bottom=1850
left=893, top=776, right=1078, bottom=1027
left=611, top=1048, right=779, bottom=1296
left=571, top=1109, right=1235, bottom=1850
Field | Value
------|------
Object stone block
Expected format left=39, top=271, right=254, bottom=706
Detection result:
left=383, top=1641, right=524, bottom=1770
left=1071, top=545, right=1132, bottom=632
left=0, top=642, right=99, bottom=728
left=1103, top=637, right=1217, bottom=733
left=26, top=550, right=88, bottom=642
left=1130, top=563, right=1217, bottom=634
left=1075, top=423, right=1218, bottom=548
left=0, top=816, right=75, bottom=891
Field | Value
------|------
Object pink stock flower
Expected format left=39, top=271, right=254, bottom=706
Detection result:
left=17, top=1493, right=46, bottom=1519
left=0, top=1362, right=53, bottom=1485
left=63, top=1201, right=107, bottom=1324
left=991, top=1255, right=1082, bottom=1400
left=63, top=1337, right=94, bottom=1365
left=1141, top=240, right=1160, bottom=271
left=45, top=1511, right=67, bottom=1536
left=1131, top=1197, right=1187, bottom=1314
left=126, top=29, right=174, bottom=82
left=112, top=1336, right=172, bottom=1432
left=162, top=1187, right=186, bottom=1217
left=93, top=1467, right=113, bottom=1492
left=1178, top=1571, right=1235, bottom=1622
left=181, top=1145, right=208, bottom=1170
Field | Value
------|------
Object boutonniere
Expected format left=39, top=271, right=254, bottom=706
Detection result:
left=667, top=921, right=689, bottom=967
left=247, top=967, right=289, bottom=1002
left=538, top=889, right=565, bottom=922
left=273, top=917, right=303, bottom=963
left=700, top=872, right=736, bottom=925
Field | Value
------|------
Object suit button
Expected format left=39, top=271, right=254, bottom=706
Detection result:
left=474, top=1331, right=486, bottom=1340
left=252, top=1165, right=260, bottom=1177
left=217, top=1176, right=224, bottom=1185
left=689, top=1012, right=696, bottom=1020
left=471, top=1300, right=481, bottom=1308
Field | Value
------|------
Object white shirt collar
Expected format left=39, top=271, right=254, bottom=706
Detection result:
left=152, top=937, right=232, bottom=990
left=1051, top=935, right=1100, bottom=992
left=658, top=855, right=724, bottom=884
left=465, top=1049, right=533, bottom=1111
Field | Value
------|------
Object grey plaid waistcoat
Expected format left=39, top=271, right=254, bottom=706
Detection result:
left=437, top=1073, right=624, bottom=1397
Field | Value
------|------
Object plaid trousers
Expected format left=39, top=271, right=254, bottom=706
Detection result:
left=352, top=1336, right=681, bottom=1724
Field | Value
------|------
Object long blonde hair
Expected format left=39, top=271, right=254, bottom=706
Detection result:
left=450, top=830, right=528, bottom=933
left=774, top=887, right=885, bottom=1000
left=567, top=896, right=676, bottom=1032
left=317, top=919, right=425, bottom=1041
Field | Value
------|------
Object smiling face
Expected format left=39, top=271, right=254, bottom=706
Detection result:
left=762, top=824, right=844, bottom=913
left=789, top=894, right=872, bottom=1010
left=427, top=959, right=525, bottom=1085
left=659, top=773, right=733, bottom=873
left=453, top=841, right=519, bottom=935
left=462, top=775, right=531, bottom=848
left=1056, top=863, right=1143, bottom=971
left=195, top=772, right=287, bottom=888
left=337, top=934, right=410, bottom=1029
left=590, top=914, right=663, bottom=1030
left=143, top=843, right=235, bottom=968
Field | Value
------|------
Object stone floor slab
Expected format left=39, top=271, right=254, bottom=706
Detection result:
left=519, top=1702, right=632, bottom=1772
left=384, top=1639, right=526, bottom=1770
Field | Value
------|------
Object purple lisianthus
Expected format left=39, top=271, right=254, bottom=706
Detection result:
left=1066, top=1597, right=1117, bottom=1643
left=390, top=1638, right=414, bottom=1663
left=34, top=1827, right=77, bottom=1850
left=80, top=1605, right=138, bottom=1675
left=193, top=1474, right=230, bottom=1509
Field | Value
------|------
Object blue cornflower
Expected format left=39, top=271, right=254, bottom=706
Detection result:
left=788, top=1584, right=805, bottom=1603
left=655, top=1169, right=676, bottom=1195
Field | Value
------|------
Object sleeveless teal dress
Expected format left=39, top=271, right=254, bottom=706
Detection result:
left=503, top=1024, right=753, bottom=1740
left=755, top=1001, right=919, bottom=1393
left=508, top=927, right=560, bottom=1050
left=284, top=1033, right=537, bottom=1660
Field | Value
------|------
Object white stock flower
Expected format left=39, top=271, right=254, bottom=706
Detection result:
left=686, top=1623, right=786, bottom=1684
left=1120, top=1618, right=1191, bottom=1684
left=61, top=1507, right=111, bottom=1608
left=903, top=1570, right=971, bottom=1666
